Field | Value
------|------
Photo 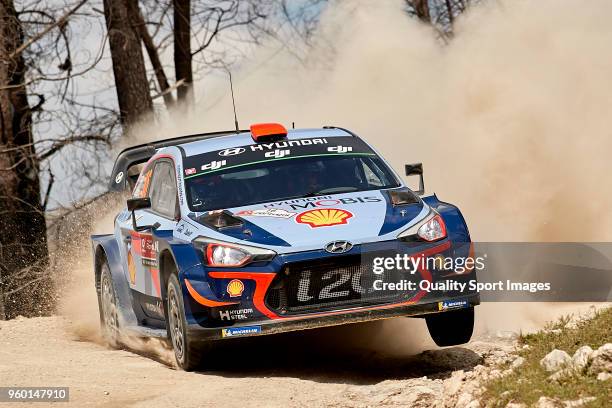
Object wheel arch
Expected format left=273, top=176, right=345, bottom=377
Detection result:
left=159, top=248, right=178, bottom=302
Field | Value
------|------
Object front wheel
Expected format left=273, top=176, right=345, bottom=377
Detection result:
left=99, top=262, right=121, bottom=348
left=166, top=274, right=202, bottom=371
left=425, top=307, right=474, bottom=347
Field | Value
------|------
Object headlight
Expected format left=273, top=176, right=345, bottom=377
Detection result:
left=207, top=244, right=250, bottom=266
left=397, top=211, right=447, bottom=242
left=417, top=214, right=447, bottom=242
left=195, top=238, right=276, bottom=267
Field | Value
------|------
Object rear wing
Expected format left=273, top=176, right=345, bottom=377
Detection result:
left=108, top=130, right=247, bottom=192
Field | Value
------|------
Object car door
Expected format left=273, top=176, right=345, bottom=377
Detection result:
left=119, top=159, right=180, bottom=321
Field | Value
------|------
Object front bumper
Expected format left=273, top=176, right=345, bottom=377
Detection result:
left=187, top=293, right=480, bottom=342
left=181, top=238, right=478, bottom=336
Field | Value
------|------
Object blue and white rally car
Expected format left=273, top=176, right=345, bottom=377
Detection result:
left=92, top=123, right=478, bottom=370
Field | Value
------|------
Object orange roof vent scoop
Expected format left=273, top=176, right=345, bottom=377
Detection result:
left=250, top=123, right=287, bottom=143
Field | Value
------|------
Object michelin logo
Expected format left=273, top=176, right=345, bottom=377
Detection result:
left=221, top=325, right=262, bottom=338
left=438, top=299, right=469, bottom=311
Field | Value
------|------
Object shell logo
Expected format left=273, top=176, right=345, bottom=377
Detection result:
left=296, top=208, right=353, bottom=228
left=226, top=279, right=245, bottom=297
left=127, top=251, right=136, bottom=285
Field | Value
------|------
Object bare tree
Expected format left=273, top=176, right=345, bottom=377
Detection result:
left=405, top=0, right=472, bottom=39
left=174, top=0, right=193, bottom=105
left=0, top=0, right=51, bottom=319
left=405, top=0, right=431, bottom=23
left=103, top=0, right=154, bottom=128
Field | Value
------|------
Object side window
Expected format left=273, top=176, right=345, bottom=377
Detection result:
left=361, top=159, right=384, bottom=187
left=132, top=166, right=153, bottom=198
left=149, top=161, right=178, bottom=218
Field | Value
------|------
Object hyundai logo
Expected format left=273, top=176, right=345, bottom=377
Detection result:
left=218, top=147, right=245, bottom=157
left=325, top=241, right=353, bottom=254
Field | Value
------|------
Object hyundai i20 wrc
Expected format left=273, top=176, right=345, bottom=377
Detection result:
left=92, top=123, right=478, bottom=370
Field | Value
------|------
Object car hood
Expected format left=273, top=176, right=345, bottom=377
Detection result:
left=203, top=190, right=430, bottom=253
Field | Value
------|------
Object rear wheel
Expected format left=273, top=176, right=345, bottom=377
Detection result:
left=100, top=262, right=120, bottom=348
left=167, top=274, right=202, bottom=371
left=425, top=307, right=474, bottom=347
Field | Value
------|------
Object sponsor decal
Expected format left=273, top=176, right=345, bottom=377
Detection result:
left=218, top=147, right=246, bottom=157
left=218, top=308, right=254, bottom=321
left=177, top=165, right=185, bottom=205
left=235, top=208, right=296, bottom=219
left=201, top=160, right=227, bottom=171
left=249, top=138, right=327, bottom=151
left=296, top=208, right=353, bottom=228
left=264, top=149, right=290, bottom=158
left=263, top=195, right=382, bottom=210
left=227, top=279, right=245, bottom=297
left=185, top=167, right=197, bottom=176
left=176, top=221, right=195, bottom=237
left=328, top=146, right=353, bottom=153
left=143, top=300, right=164, bottom=316
left=221, top=325, right=262, bottom=338
left=140, top=235, right=159, bottom=260
left=127, top=250, right=136, bottom=285
left=115, top=171, right=124, bottom=184
left=438, top=299, right=469, bottom=311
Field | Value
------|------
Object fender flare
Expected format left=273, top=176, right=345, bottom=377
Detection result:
left=92, top=234, right=138, bottom=327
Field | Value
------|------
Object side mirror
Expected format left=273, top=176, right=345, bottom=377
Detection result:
left=127, top=197, right=151, bottom=212
left=126, top=197, right=159, bottom=232
left=405, top=163, right=425, bottom=195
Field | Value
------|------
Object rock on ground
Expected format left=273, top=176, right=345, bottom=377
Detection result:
left=570, top=346, right=593, bottom=371
left=588, top=343, right=612, bottom=375
left=540, top=349, right=572, bottom=372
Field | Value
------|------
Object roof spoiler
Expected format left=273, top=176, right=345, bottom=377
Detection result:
left=108, top=130, right=247, bottom=192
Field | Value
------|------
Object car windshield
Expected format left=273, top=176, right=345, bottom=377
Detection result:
left=184, top=154, right=400, bottom=212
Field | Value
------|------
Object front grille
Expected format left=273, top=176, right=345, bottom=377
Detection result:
left=265, top=255, right=421, bottom=315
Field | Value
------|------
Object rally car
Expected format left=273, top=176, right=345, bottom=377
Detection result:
left=92, top=123, right=478, bottom=370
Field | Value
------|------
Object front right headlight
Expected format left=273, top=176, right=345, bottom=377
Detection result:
left=397, top=211, right=447, bottom=242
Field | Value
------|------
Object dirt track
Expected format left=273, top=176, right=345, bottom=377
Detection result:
left=1, top=304, right=601, bottom=408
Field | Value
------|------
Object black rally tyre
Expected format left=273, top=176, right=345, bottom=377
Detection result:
left=99, top=261, right=121, bottom=348
left=166, top=274, right=202, bottom=371
left=425, top=307, right=475, bottom=347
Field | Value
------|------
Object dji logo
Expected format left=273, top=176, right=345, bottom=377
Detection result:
left=201, top=160, right=226, bottom=171
left=264, top=149, right=290, bottom=158
left=328, top=146, right=353, bottom=153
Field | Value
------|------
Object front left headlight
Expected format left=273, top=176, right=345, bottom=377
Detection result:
left=194, top=238, right=276, bottom=267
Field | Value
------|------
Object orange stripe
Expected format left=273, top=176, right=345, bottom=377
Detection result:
left=208, top=272, right=277, bottom=318
left=184, top=278, right=238, bottom=307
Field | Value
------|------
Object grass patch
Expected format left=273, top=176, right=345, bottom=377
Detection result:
left=480, top=307, right=612, bottom=407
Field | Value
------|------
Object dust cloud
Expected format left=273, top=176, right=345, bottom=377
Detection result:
left=57, top=0, right=611, bottom=359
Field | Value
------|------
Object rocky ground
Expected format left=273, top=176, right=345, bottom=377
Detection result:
left=0, top=304, right=606, bottom=407
left=0, top=316, right=517, bottom=408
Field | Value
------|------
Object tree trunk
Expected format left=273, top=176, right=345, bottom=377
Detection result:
left=127, top=1, right=175, bottom=108
left=408, top=0, right=431, bottom=23
left=103, top=0, right=153, bottom=128
left=0, top=0, right=52, bottom=319
left=445, top=0, right=454, bottom=26
left=173, top=0, right=194, bottom=105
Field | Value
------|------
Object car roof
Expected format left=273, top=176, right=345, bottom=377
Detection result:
left=177, top=127, right=354, bottom=157
left=108, top=126, right=357, bottom=192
